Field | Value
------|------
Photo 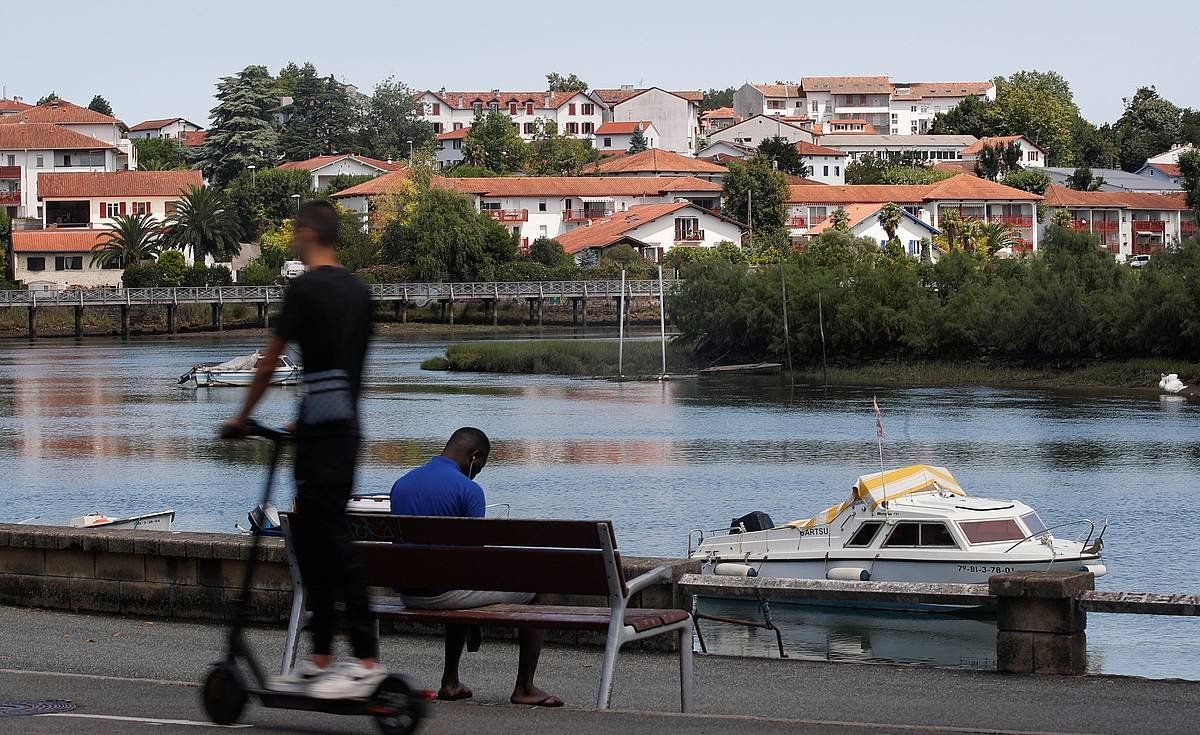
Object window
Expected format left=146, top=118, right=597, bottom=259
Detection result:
left=884, top=522, right=957, bottom=547
left=834, top=166, right=840, bottom=176
left=102, top=257, right=123, bottom=269
left=1027, top=150, right=1039, bottom=162
left=603, top=137, right=612, bottom=147
left=480, top=201, right=501, bottom=210
left=509, top=101, right=518, bottom=115
left=526, top=102, right=534, bottom=115
left=567, top=103, right=576, bottom=115
left=523, top=122, right=536, bottom=134
left=432, top=122, right=443, bottom=134
left=538, top=201, right=547, bottom=212
left=488, top=102, right=499, bottom=111
left=430, top=103, right=440, bottom=116
left=566, top=122, right=579, bottom=134
left=4, top=154, right=13, bottom=166
left=920, top=524, right=957, bottom=546
left=960, top=519, right=1025, bottom=544
left=55, top=256, right=83, bottom=271
left=822, top=166, right=828, bottom=176
left=165, top=201, right=178, bottom=217
left=582, top=103, right=594, bottom=115
left=26, top=257, right=46, bottom=272
left=1020, top=512, right=1048, bottom=536
left=811, top=101, right=818, bottom=112
left=767, top=100, right=785, bottom=110
left=846, top=522, right=882, bottom=547
left=674, top=217, right=701, bottom=241
left=582, top=122, right=594, bottom=134
left=36, top=154, right=45, bottom=168
left=131, top=201, right=151, bottom=216
left=452, top=140, right=462, bottom=150
left=472, top=102, right=483, bottom=115
left=62, top=154, right=72, bottom=167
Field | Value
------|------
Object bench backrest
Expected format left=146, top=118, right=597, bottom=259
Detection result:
left=279, top=513, right=627, bottom=599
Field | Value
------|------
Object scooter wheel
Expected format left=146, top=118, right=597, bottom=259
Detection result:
left=201, top=662, right=247, bottom=725
left=370, top=675, right=427, bottom=735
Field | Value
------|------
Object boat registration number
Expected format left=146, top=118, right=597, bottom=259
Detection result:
left=957, top=564, right=1016, bottom=574
left=798, top=527, right=829, bottom=537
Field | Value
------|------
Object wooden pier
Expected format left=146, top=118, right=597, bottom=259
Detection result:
left=0, top=279, right=677, bottom=339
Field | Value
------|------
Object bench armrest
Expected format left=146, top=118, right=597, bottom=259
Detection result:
left=625, top=565, right=673, bottom=597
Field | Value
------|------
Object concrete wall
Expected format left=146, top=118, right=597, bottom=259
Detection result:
left=611, top=89, right=696, bottom=154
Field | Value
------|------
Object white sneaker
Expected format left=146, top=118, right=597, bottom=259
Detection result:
left=308, top=660, right=388, bottom=700
left=267, top=659, right=331, bottom=693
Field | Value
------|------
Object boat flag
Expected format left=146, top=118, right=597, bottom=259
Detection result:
left=873, top=396, right=885, bottom=439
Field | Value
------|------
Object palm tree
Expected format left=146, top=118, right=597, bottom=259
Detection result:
left=90, top=213, right=164, bottom=267
left=976, top=221, right=1017, bottom=254
left=878, top=202, right=904, bottom=242
left=829, top=207, right=851, bottom=232
left=165, top=185, right=242, bottom=264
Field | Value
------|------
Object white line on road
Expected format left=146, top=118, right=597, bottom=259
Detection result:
left=37, top=713, right=250, bottom=728
left=0, top=667, right=198, bottom=687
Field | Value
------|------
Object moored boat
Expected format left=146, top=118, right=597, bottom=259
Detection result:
left=179, top=352, right=301, bottom=388
left=691, top=465, right=1106, bottom=600
left=69, top=510, right=175, bottom=531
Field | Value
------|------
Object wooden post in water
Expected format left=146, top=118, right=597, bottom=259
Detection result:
left=491, top=300, right=498, bottom=327
left=780, top=261, right=793, bottom=376
left=120, top=305, right=130, bottom=340
left=166, top=305, right=176, bottom=336
left=536, top=298, right=543, bottom=327
left=74, top=306, right=84, bottom=340
left=618, top=270, right=626, bottom=378
left=658, top=266, right=667, bottom=378
left=448, top=300, right=455, bottom=326
left=27, top=305, right=36, bottom=341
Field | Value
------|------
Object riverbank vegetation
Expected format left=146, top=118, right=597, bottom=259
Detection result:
left=669, top=226, right=1200, bottom=375
left=421, top=340, right=697, bottom=376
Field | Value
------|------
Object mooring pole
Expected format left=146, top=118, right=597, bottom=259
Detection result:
left=618, top=270, right=626, bottom=378
left=658, top=266, right=667, bottom=377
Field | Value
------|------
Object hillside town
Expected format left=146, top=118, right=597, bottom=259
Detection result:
left=0, top=69, right=1197, bottom=291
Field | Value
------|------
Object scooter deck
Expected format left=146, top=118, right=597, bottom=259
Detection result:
left=252, top=689, right=377, bottom=716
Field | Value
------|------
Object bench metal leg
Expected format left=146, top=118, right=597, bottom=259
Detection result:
left=679, top=622, right=694, bottom=713
left=596, top=619, right=624, bottom=709
left=281, top=588, right=305, bottom=675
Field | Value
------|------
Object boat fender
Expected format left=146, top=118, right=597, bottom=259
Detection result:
left=713, top=563, right=758, bottom=578
left=827, top=567, right=871, bottom=582
left=1080, top=564, right=1107, bottom=578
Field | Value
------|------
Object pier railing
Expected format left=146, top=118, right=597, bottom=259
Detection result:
left=0, top=279, right=680, bottom=309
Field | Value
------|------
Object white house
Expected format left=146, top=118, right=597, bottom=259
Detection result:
left=414, top=90, right=603, bottom=141
left=277, top=153, right=403, bottom=190
left=1041, top=185, right=1191, bottom=259
left=127, top=117, right=204, bottom=140
left=11, top=229, right=121, bottom=290
left=594, top=121, right=659, bottom=154
left=733, top=84, right=806, bottom=119
left=699, top=107, right=739, bottom=134
left=38, top=170, right=203, bottom=228
left=816, top=134, right=979, bottom=163
left=803, top=203, right=941, bottom=258
left=1, top=100, right=136, bottom=170
left=0, top=123, right=120, bottom=220
left=695, top=140, right=755, bottom=164
left=593, top=87, right=703, bottom=155
left=960, top=136, right=1046, bottom=168
left=591, top=148, right=725, bottom=181
left=888, top=82, right=996, bottom=135
left=1134, top=144, right=1192, bottom=187
left=434, top=127, right=469, bottom=169
left=555, top=201, right=744, bottom=263
left=706, top=115, right=815, bottom=149
left=796, top=141, right=848, bottom=184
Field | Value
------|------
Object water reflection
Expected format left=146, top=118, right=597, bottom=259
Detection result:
left=0, top=334, right=1197, bottom=679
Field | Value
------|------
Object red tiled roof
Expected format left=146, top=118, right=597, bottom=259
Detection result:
left=801, top=76, right=893, bottom=95
left=893, top=82, right=994, bottom=99
left=960, top=135, right=1044, bottom=155
left=441, top=175, right=722, bottom=197
left=435, top=127, right=471, bottom=140
left=923, top=174, right=1041, bottom=201
left=555, top=202, right=692, bottom=253
left=0, top=123, right=115, bottom=151
left=788, top=174, right=1040, bottom=204
left=1, top=99, right=124, bottom=127
left=795, top=141, right=846, bottom=157
left=592, top=88, right=703, bottom=105
left=786, top=175, right=827, bottom=185
left=130, top=117, right=184, bottom=131
left=932, top=161, right=976, bottom=173
left=804, top=203, right=881, bottom=234
left=1147, top=162, right=1182, bottom=177
left=0, top=98, right=33, bottom=113
left=38, top=170, right=202, bottom=198
left=592, top=148, right=725, bottom=175
left=12, top=229, right=109, bottom=253
left=595, top=121, right=654, bottom=135
left=700, top=107, right=737, bottom=120
left=277, top=153, right=403, bottom=172
left=183, top=130, right=206, bottom=147
left=421, top=90, right=590, bottom=110
left=1042, top=184, right=1189, bottom=210
left=752, top=84, right=802, bottom=97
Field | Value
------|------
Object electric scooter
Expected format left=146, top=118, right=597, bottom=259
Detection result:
left=201, top=420, right=428, bottom=734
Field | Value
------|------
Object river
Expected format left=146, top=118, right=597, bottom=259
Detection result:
left=1, top=333, right=1196, bottom=679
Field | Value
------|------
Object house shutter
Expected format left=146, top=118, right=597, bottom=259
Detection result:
left=119, top=202, right=126, bottom=215
left=99, top=201, right=106, bottom=218
left=145, top=201, right=152, bottom=214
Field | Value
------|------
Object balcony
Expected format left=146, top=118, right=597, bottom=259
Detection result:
left=0, top=166, right=19, bottom=179
left=1183, top=220, right=1198, bottom=236
left=484, top=209, right=528, bottom=223
left=810, top=214, right=829, bottom=225
left=1013, top=238, right=1034, bottom=252
left=1072, top=219, right=1118, bottom=233
left=0, top=190, right=20, bottom=206
left=787, top=216, right=808, bottom=229
left=675, top=230, right=705, bottom=243
left=563, top=209, right=612, bottom=222
left=993, top=215, right=1032, bottom=228
left=1131, top=220, right=1166, bottom=234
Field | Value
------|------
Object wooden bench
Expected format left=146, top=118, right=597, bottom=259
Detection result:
left=277, top=513, right=694, bottom=711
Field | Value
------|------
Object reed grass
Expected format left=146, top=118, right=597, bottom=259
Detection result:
left=421, top=340, right=697, bottom=377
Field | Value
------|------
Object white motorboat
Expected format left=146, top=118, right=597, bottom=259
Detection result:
left=179, top=352, right=301, bottom=388
left=69, top=510, right=175, bottom=531
left=691, top=465, right=1106, bottom=593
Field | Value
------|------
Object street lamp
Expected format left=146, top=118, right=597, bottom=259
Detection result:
left=248, top=164, right=256, bottom=188
left=407, top=139, right=414, bottom=165
left=290, top=194, right=301, bottom=215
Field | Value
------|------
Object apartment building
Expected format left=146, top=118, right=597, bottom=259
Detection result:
left=1, top=100, right=136, bottom=170
left=556, top=201, right=744, bottom=263
left=1041, top=185, right=1190, bottom=259
left=414, top=90, right=603, bottom=141
left=734, top=78, right=995, bottom=136
left=594, top=121, right=659, bottom=154
left=796, top=141, right=848, bottom=184
left=593, top=87, right=703, bottom=155
left=0, top=124, right=120, bottom=220
left=786, top=174, right=1042, bottom=251
left=332, top=172, right=723, bottom=247
left=127, top=117, right=203, bottom=141
left=815, top=134, right=979, bottom=162
left=277, top=153, right=403, bottom=190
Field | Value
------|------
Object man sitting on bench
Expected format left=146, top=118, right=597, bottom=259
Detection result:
left=389, top=427, right=563, bottom=707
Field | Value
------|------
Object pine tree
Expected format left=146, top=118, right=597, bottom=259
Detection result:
left=628, top=124, right=649, bottom=153
left=198, top=66, right=280, bottom=185
left=87, top=95, right=114, bottom=117
left=279, top=64, right=357, bottom=161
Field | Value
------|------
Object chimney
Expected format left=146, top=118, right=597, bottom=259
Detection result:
left=491, top=88, right=500, bottom=98
left=621, top=84, right=634, bottom=92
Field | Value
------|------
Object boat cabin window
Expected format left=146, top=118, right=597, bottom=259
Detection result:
left=1020, top=512, right=1048, bottom=537
left=846, top=521, right=883, bottom=547
left=884, top=522, right=958, bottom=548
left=959, top=519, right=1025, bottom=544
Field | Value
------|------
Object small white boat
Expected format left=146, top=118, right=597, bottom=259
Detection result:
left=69, top=510, right=175, bottom=531
left=180, top=352, right=301, bottom=388
left=1159, top=373, right=1187, bottom=394
left=691, top=465, right=1106, bottom=603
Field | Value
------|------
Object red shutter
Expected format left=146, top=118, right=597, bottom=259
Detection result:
left=569, top=103, right=576, bottom=115
left=146, top=201, right=152, bottom=214
left=99, top=201, right=106, bottom=218
left=119, top=202, right=126, bottom=215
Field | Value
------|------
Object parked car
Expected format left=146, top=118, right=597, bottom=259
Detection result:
left=1129, top=254, right=1151, bottom=269
left=280, top=260, right=306, bottom=280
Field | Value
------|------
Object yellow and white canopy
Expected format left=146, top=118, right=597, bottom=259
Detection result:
left=788, top=465, right=965, bottom=529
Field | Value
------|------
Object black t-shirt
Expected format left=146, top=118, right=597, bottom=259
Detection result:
left=274, top=266, right=372, bottom=400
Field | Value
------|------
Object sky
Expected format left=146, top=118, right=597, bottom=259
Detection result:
left=9, top=0, right=1200, bottom=129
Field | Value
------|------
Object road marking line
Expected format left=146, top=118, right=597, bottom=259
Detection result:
left=0, top=668, right=198, bottom=687
left=38, top=713, right=250, bottom=728
left=601, top=709, right=1106, bottom=735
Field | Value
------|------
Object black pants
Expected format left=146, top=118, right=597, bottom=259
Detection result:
left=293, top=426, right=377, bottom=660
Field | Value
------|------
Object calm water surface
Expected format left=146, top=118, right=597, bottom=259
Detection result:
left=1, top=333, right=1196, bottom=679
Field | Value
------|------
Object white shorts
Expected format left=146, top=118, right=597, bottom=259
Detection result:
left=401, top=590, right=536, bottom=610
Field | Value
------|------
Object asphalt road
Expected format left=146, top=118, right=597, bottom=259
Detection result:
left=1, top=605, right=1198, bottom=734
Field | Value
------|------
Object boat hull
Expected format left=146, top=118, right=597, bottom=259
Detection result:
left=719, top=554, right=1102, bottom=586
left=71, top=511, right=175, bottom=532
left=193, top=367, right=300, bottom=387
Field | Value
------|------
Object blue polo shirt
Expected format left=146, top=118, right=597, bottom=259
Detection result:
left=389, top=456, right=486, bottom=518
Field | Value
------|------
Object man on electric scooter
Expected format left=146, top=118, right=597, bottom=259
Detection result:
left=222, top=200, right=384, bottom=699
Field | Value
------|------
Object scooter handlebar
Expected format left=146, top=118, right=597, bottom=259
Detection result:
left=220, top=419, right=292, bottom=443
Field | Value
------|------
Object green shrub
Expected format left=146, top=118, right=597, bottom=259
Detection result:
left=122, top=262, right=163, bottom=287
left=158, top=250, right=188, bottom=286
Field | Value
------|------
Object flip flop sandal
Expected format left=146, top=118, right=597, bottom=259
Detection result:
left=437, top=689, right=473, bottom=702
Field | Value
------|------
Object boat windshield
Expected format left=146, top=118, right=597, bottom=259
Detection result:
left=1020, top=512, right=1049, bottom=537
left=959, top=519, right=1025, bottom=544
